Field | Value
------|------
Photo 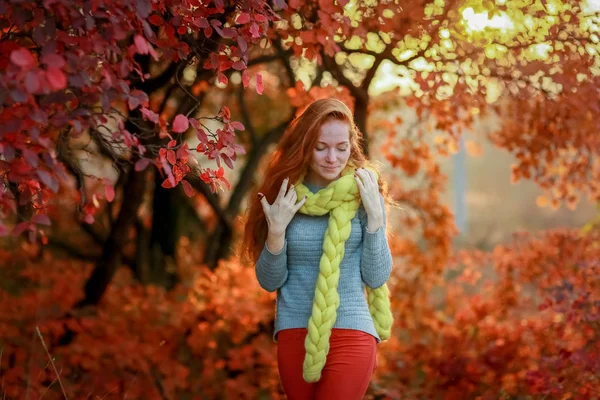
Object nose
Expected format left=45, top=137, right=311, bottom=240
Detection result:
left=326, top=150, right=336, bottom=162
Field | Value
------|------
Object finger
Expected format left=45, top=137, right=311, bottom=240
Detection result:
left=354, top=175, right=365, bottom=192
left=285, top=184, right=296, bottom=201
left=360, top=168, right=376, bottom=186
left=295, top=195, right=308, bottom=211
left=259, top=193, right=270, bottom=212
left=289, top=187, right=297, bottom=204
left=354, top=168, right=363, bottom=183
left=355, top=169, right=369, bottom=187
left=276, top=178, right=289, bottom=201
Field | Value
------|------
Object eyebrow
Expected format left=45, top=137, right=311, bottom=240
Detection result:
left=317, top=141, right=349, bottom=145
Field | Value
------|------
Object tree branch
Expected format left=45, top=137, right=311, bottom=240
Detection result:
left=133, top=60, right=181, bottom=92
left=322, top=52, right=368, bottom=103
left=47, top=238, right=101, bottom=260
left=248, top=50, right=292, bottom=66
left=339, top=43, right=380, bottom=58
left=237, top=83, right=257, bottom=145
left=361, top=46, right=392, bottom=90
left=225, top=117, right=293, bottom=219
left=272, top=36, right=296, bottom=86
left=187, top=176, right=231, bottom=228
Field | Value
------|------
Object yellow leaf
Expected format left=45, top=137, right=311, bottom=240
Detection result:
left=465, top=140, right=483, bottom=157
left=536, top=195, right=549, bottom=207
left=448, top=140, right=458, bottom=154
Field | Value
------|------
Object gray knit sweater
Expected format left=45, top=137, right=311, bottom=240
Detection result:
left=255, top=183, right=393, bottom=342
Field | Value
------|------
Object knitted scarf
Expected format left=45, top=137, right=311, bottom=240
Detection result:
left=294, top=166, right=393, bottom=383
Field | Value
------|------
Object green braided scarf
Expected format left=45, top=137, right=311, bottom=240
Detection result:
left=294, top=166, right=393, bottom=383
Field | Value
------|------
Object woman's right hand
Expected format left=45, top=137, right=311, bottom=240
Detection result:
left=259, top=177, right=307, bottom=235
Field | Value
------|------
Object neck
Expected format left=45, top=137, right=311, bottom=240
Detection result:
left=304, top=171, right=339, bottom=188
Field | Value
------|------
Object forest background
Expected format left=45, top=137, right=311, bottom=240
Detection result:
left=1, top=0, right=599, bottom=399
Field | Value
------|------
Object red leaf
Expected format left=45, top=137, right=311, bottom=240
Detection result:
left=23, top=149, right=39, bottom=167
left=221, top=106, right=231, bottom=121
left=172, top=114, right=189, bottom=133
left=219, top=60, right=233, bottom=71
left=24, top=71, right=41, bottom=93
left=196, top=128, right=208, bottom=145
left=237, top=13, right=251, bottom=24
left=195, top=18, right=209, bottom=28
left=140, top=106, right=159, bottom=123
left=254, top=14, right=268, bottom=23
left=167, top=150, right=177, bottom=165
left=37, top=170, right=58, bottom=192
left=10, top=48, right=36, bottom=68
left=231, top=121, right=245, bottom=131
left=256, top=73, right=264, bottom=95
left=31, top=214, right=51, bottom=226
left=242, top=70, right=250, bottom=88
left=237, top=36, right=248, bottom=53
left=46, top=67, right=67, bottom=91
left=168, top=140, right=177, bottom=148
left=159, top=148, right=167, bottom=160
left=173, top=164, right=184, bottom=181
left=181, top=180, right=195, bottom=197
left=105, top=184, right=115, bottom=202
left=218, top=72, right=228, bottom=85
left=232, top=60, right=246, bottom=71
left=12, top=222, right=31, bottom=236
left=134, top=35, right=149, bottom=54
left=148, top=14, right=164, bottom=26
left=135, top=158, right=151, bottom=171
left=41, top=53, right=66, bottom=69
left=231, top=143, right=246, bottom=155
left=220, top=176, right=231, bottom=190
left=274, top=0, right=288, bottom=9
left=221, top=153, right=234, bottom=169
left=161, top=178, right=175, bottom=188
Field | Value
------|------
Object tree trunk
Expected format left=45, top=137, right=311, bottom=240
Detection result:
left=147, top=169, right=179, bottom=288
left=354, top=95, right=370, bottom=156
left=134, top=218, right=150, bottom=282
left=201, top=119, right=292, bottom=269
left=77, top=166, right=149, bottom=307
left=203, top=222, right=234, bottom=269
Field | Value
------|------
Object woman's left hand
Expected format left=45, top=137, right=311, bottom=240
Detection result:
left=354, top=168, right=384, bottom=226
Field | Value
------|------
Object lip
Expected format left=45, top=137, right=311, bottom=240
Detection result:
left=322, top=166, right=338, bottom=171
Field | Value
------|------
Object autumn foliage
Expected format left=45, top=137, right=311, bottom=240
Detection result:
left=0, top=0, right=276, bottom=236
left=1, top=221, right=599, bottom=399
left=2, top=0, right=600, bottom=399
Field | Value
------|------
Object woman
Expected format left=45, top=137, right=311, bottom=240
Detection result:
left=241, top=98, right=393, bottom=400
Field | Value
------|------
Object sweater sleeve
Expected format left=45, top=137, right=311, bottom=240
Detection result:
left=359, top=194, right=393, bottom=289
left=255, top=240, right=289, bottom=292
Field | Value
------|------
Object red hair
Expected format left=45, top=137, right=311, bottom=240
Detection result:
left=240, top=98, right=386, bottom=266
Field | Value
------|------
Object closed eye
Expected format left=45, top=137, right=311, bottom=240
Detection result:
left=316, top=147, right=348, bottom=151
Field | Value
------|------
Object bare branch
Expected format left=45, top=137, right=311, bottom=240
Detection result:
left=36, top=327, right=69, bottom=400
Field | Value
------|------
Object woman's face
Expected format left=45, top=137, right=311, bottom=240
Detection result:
left=307, top=119, right=351, bottom=187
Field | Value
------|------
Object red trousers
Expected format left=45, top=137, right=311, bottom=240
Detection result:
left=277, top=328, right=377, bottom=400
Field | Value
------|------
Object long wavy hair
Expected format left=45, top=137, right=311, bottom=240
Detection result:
left=240, top=98, right=388, bottom=266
